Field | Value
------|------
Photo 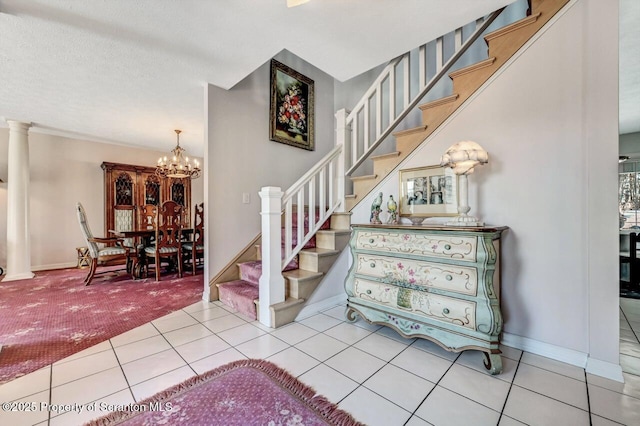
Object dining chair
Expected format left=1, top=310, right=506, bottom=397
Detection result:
left=123, top=204, right=158, bottom=278
left=140, top=204, right=157, bottom=231
left=183, top=202, right=204, bottom=274
left=76, top=202, right=130, bottom=285
left=144, top=200, right=183, bottom=281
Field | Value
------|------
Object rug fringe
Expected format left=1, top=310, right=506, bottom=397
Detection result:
left=233, top=359, right=365, bottom=426
left=85, top=359, right=364, bottom=426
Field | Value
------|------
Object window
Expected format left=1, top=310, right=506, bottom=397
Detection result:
left=619, top=160, right=640, bottom=229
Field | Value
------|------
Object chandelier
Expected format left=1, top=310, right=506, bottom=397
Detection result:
left=156, top=130, right=201, bottom=179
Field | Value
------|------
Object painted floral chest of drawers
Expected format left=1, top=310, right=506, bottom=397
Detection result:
left=344, top=224, right=507, bottom=374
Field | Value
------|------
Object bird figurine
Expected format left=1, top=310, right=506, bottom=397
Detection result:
left=370, top=192, right=383, bottom=224
left=387, top=195, right=398, bottom=224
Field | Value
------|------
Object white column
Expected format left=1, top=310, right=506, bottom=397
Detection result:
left=258, top=186, right=285, bottom=327
left=4, top=120, right=34, bottom=281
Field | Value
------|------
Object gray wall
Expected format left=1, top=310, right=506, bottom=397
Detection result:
left=206, top=50, right=336, bottom=278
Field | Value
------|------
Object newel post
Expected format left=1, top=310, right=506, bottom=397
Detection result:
left=335, top=108, right=349, bottom=212
left=258, top=186, right=285, bottom=327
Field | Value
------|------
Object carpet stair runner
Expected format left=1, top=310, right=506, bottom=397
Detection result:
left=217, top=212, right=351, bottom=326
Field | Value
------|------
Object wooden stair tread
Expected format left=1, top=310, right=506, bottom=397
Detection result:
left=393, top=125, right=428, bottom=138
left=371, top=151, right=401, bottom=161
left=316, top=228, right=351, bottom=236
left=484, top=13, right=541, bottom=43
left=283, top=268, right=323, bottom=280
left=418, top=94, right=459, bottom=111
left=350, top=174, right=377, bottom=182
left=449, top=57, right=496, bottom=79
left=271, top=297, right=306, bottom=309
left=300, top=247, right=340, bottom=256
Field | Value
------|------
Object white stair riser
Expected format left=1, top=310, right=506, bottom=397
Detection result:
left=286, top=275, right=324, bottom=300
left=315, top=231, right=350, bottom=251
left=299, top=251, right=339, bottom=273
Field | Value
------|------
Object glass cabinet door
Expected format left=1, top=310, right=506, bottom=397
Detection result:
left=144, top=174, right=161, bottom=206
left=113, top=172, right=135, bottom=247
left=170, top=180, right=189, bottom=226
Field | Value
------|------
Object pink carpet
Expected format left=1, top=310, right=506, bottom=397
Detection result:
left=87, top=359, right=363, bottom=426
left=0, top=266, right=203, bottom=384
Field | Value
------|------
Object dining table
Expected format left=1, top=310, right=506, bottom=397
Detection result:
left=109, top=228, right=193, bottom=279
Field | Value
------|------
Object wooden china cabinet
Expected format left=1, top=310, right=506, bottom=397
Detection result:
left=101, top=162, right=191, bottom=238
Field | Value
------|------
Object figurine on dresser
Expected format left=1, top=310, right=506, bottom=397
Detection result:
left=370, top=192, right=383, bottom=224
left=386, top=195, right=398, bottom=224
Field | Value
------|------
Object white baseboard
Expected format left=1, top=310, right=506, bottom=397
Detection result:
left=502, top=332, right=588, bottom=368
left=502, top=333, right=624, bottom=382
left=32, top=262, right=77, bottom=272
left=586, top=357, right=624, bottom=383
left=295, top=293, right=347, bottom=320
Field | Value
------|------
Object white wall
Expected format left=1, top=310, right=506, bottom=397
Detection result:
left=346, top=0, right=620, bottom=374
left=0, top=129, right=203, bottom=271
left=206, top=50, right=335, bottom=279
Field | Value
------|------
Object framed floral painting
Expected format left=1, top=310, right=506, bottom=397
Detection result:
left=399, top=165, right=459, bottom=218
left=269, top=59, right=315, bottom=151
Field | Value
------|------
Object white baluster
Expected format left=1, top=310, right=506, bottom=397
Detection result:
left=297, top=189, right=304, bottom=253
left=403, top=54, right=410, bottom=108
left=376, top=82, right=382, bottom=138
left=319, top=167, right=326, bottom=214
left=389, top=66, right=396, bottom=122
left=308, top=178, right=316, bottom=231
left=419, top=44, right=427, bottom=89
left=436, top=36, right=444, bottom=72
left=455, top=27, right=463, bottom=50
left=335, top=109, right=348, bottom=211
left=352, top=114, right=359, bottom=166
left=285, top=198, right=293, bottom=259
left=363, top=100, right=370, bottom=151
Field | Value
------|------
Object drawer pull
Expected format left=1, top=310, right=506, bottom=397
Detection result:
left=366, top=289, right=372, bottom=295
left=370, top=262, right=376, bottom=268
left=369, top=238, right=375, bottom=243
left=446, top=274, right=453, bottom=281
left=443, top=308, right=450, bottom=315
left=444, top=244, right=451, bottom=250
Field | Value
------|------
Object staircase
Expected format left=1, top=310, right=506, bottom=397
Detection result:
left=212, top=0, right=570, bottom=328
left=215, top=211, right=351, bottom=326
left=343, top=0, right=569, bottom=210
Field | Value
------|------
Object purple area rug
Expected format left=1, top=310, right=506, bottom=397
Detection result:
left=0, top=266, right=203, bottom=384
left=86, top=359, right=363, bottom=426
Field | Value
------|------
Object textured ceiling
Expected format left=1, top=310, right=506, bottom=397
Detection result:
left=0, top=0, right=637, bottom=158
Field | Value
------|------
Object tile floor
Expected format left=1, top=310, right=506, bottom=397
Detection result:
left=1, top=299, right=640, bottom=425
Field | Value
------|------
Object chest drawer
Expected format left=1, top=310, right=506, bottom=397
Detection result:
left=355, top=230, right=477, bottom=262
left=355, top=253, right=478, bottom=296
left=353, top=278, right=476, bottom=330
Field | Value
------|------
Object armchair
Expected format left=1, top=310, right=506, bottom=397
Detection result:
left=76, top=202, right=130, bottom=285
